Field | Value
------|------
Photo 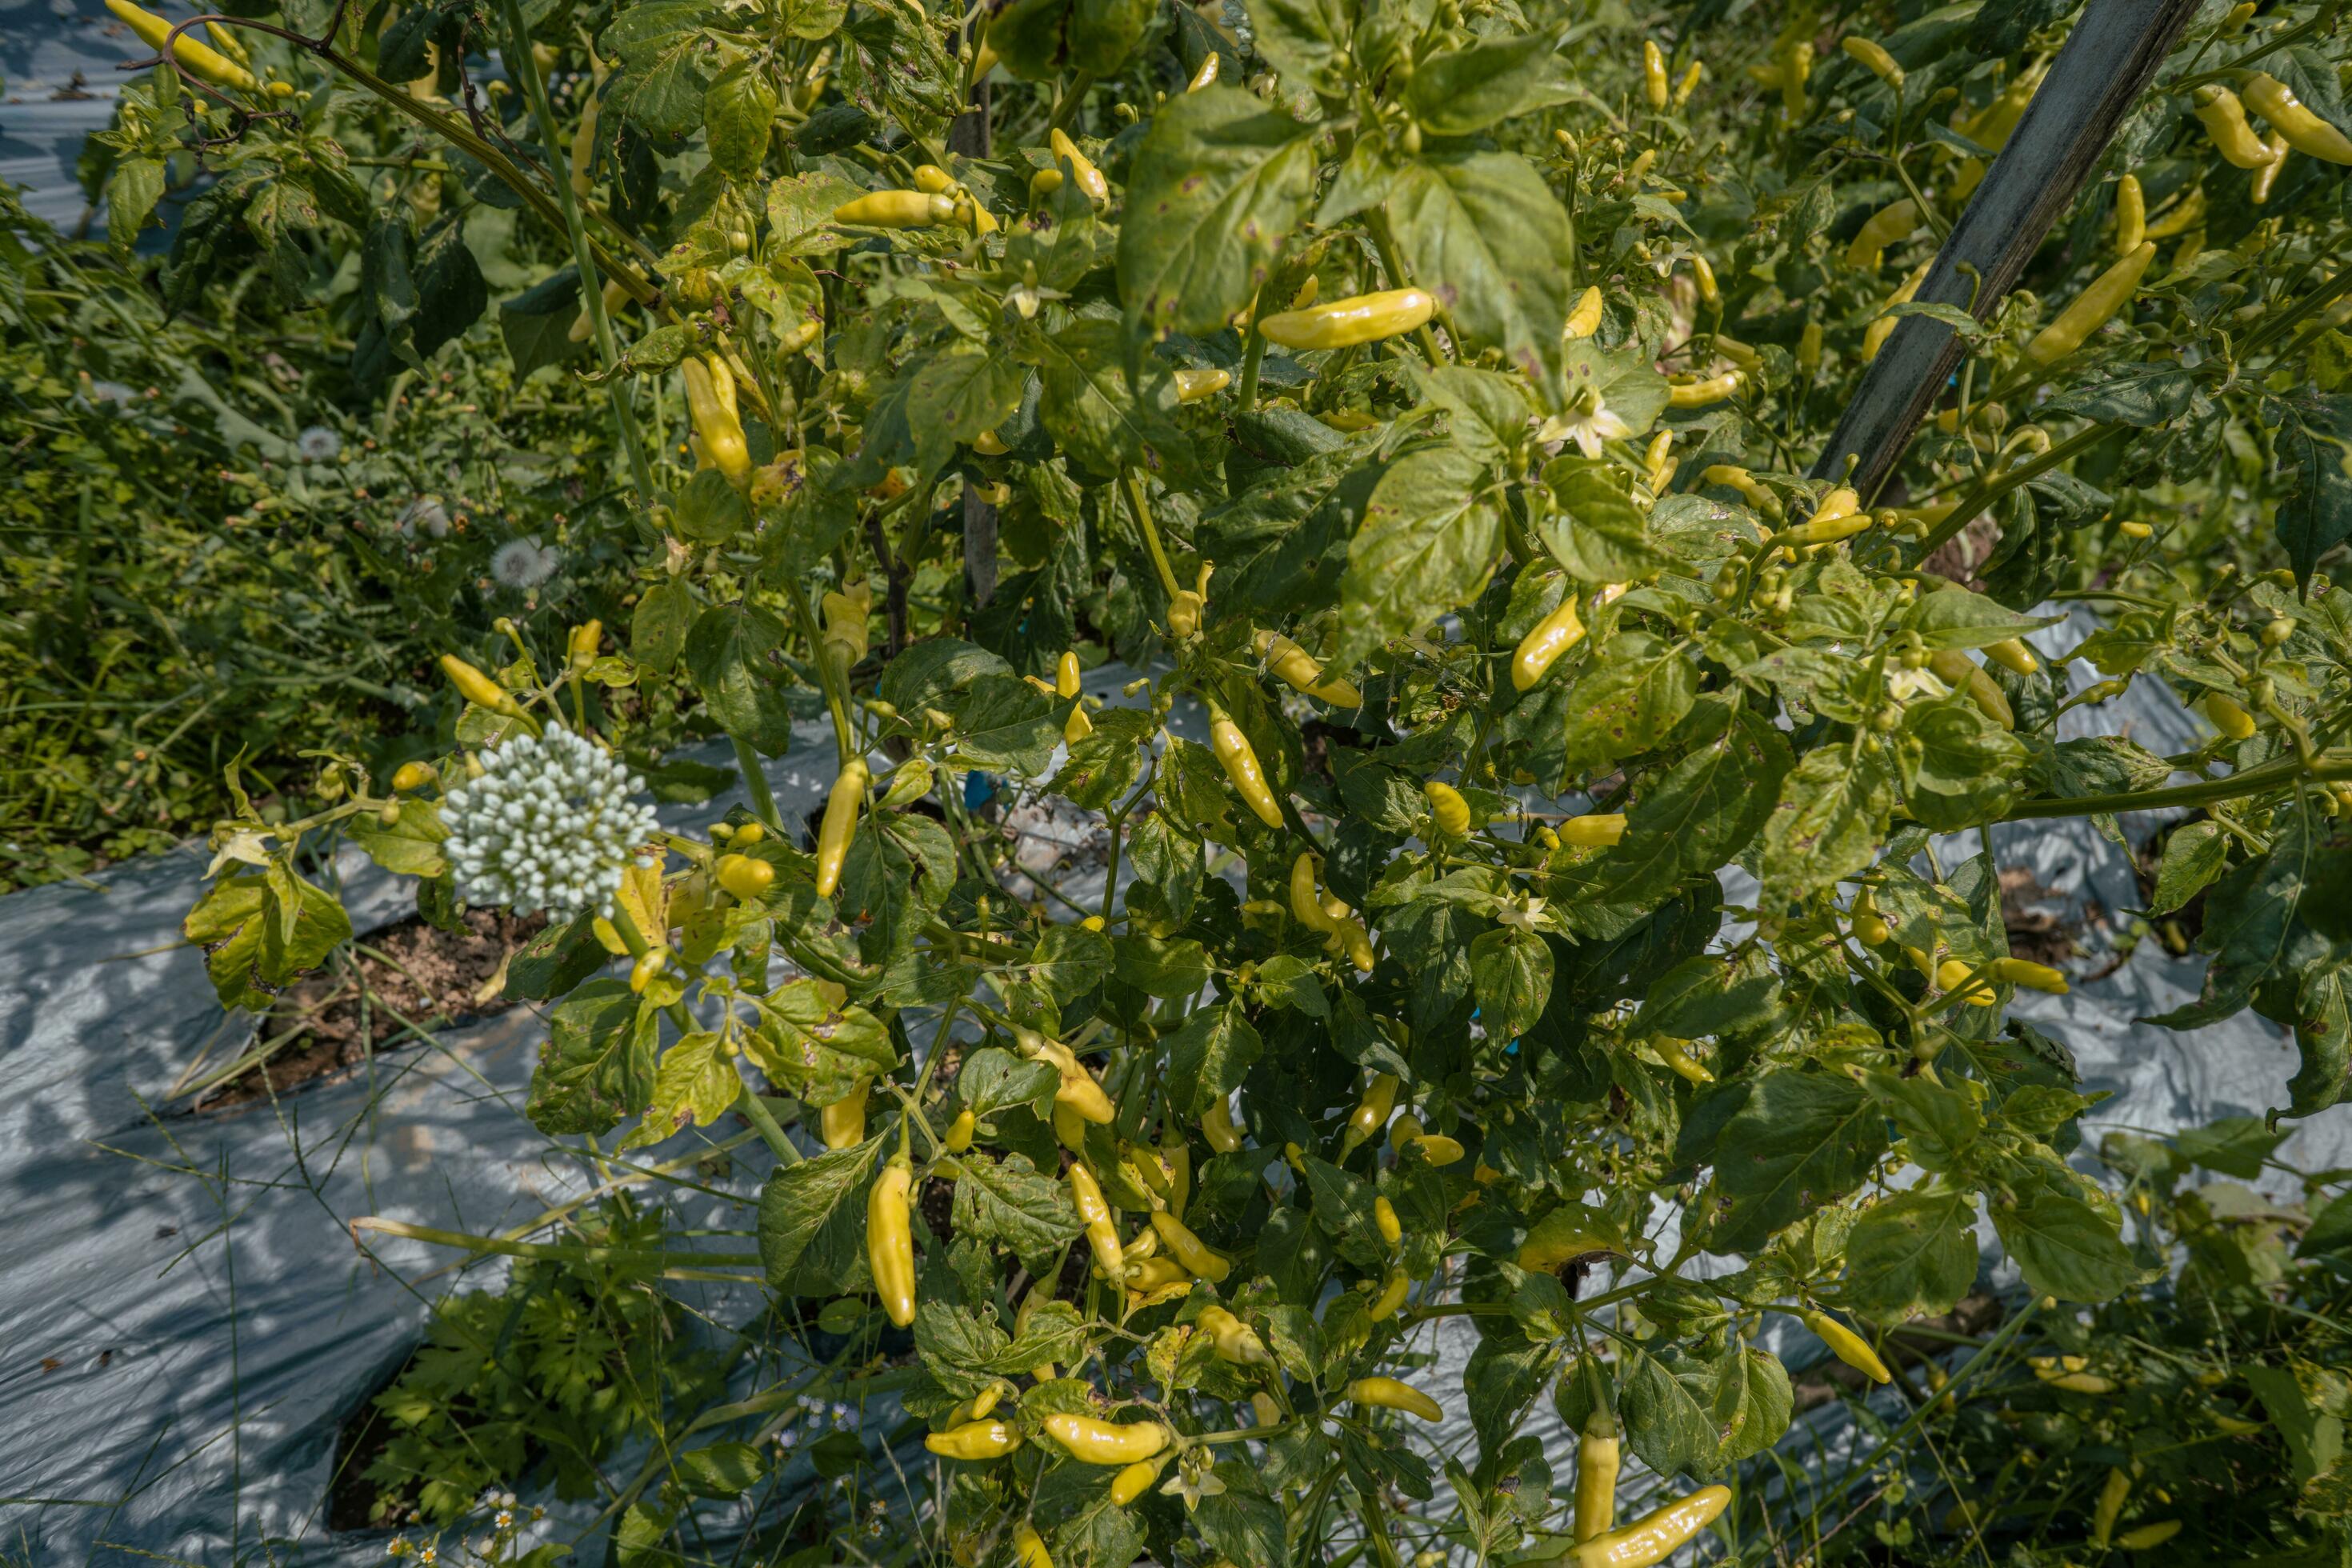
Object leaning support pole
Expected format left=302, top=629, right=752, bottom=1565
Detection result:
left=1810, top=0, right=2202, bottom=497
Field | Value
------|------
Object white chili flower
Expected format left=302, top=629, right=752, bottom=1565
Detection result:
left=440, top=727, right=657, bottom=917
left=296, top=425, right=342, bottom=461
left=1537, top=391, right=1633, bottom=460
left=490, top=537, right=562, bottom=589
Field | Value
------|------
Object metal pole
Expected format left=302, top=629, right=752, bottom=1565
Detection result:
left=1811, top=0, right=2202, bottom=496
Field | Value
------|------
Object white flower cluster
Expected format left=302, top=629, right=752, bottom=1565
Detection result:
left=441, top=728, right=657, bottom=918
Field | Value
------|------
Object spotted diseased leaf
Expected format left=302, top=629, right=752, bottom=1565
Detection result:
left=1758, top=746, right=1897, bottom=911
left=1386, top=150, right=1575, bottom=396
left=529, top=979, right=659, bottom=1135
left=1711, top=1344, right=1792, bottom=1463
left=1558, top=631, right=1697, bottom=774
left=1620, top=1341, right=1720, bottom=1480
left=1118, top=87, right=1318, bottom=347
left=758, top=1138, right=880, bottom=1291
left=950, top=1150, right=1082, bottom=1270
left=1336, top=445, right=1503, bottom=667
left=1843, top=1190, right=1980, bottom=1324
left=1470, top=926, right=1551, bottom=1040
left=749, top=978, right=899, bottom=1106
left=622, top=1030, right=743, bottom=1150
left=1685, top=1068, right=1888, bottom=1254
left=184, top=866, right=355, bottom=1013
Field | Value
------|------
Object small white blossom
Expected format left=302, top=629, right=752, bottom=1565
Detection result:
left=1537, top=396, right=1632, bottom=460
left=490, top=537, right=562, bottom=589
left=297, top=425, right=342, bottom=461
left=441, top=727, right=657, bottom=917
left=399, top=498, right=452, bottom=538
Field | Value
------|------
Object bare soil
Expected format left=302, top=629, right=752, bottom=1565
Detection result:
left=193, top=907, right=542, bottom=1112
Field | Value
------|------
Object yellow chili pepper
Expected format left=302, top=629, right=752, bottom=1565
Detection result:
left=1337, top=917, right=1377, bottom=974
left=570, top=278, right=630, bottom=343
left=1210, top=712, right=1286, bottom=828
left=2092, top=1466, right=2132, bottom=1548
left=1557, top=813, right=1628, bottom=848
left=1126, top=1254, right=1189, bottom=1292
left=1845, top=198, right=1920, bottom=271
left=438, top=654, right=522, bottom=715
left=1047, top=128, right=1110, bottom=205
left=1111, top=1455, right=1166, bottom=1505
left=715, top=853, right=774, bottom=902
left=1802, top=1308, right=1891, bottom=1383
left=942, top=1106, right=976, bottom=1154
left=1666, top=370, right=1740, bottom=406
left=1174, top=367, right=1231, bottom=402
left=1568, top=1485, right=1731, bottom=1568
left=1983, top=637, right=2038, bottom=675
left=2025, top=240, right=2154, bottom=363
left=926, top=1418, right=1021, bottom=1460
left=2114, top=173, right=2145, bottom=254
left=1195, top=1303, right=1274, bottom=1366
left=1056, top=650, right=1082, bottom=700
left=912, top=163, right=954, bottom=194
left=2243, top=72, right=2352, bottom=162
left=1654, top=1038, right=1715, bottom=1084
left=1797, top=319, right=1822, bottom=374
left=868, top=1158, right=916, bottom=1327
left=1864, top=262, right=1928, bottom=362
left=1256, top=630, right=1362, bottom=706
left=1702, top=464, right=1784, bottom=521
left=1186, top=52, right=1219, bottom=91
left=2116, top=1521, right=2181, bottom=1551
left=1290, top=851, right=1338, bottom=934
left=1011, top=1523, right=1050, bottom=1568
left=1785, top=485, right=1868, bottom=544
left=1625, top=149, right=1658, bottom=185
left=1201, top=1096, right=1243, bottom=1154
left=1346, top=1377, right=1442, bottom=1422
left=1642, top=40, right=1669, bottom=110
left=1368, top=1266, right=1410, bottom=1322
left=2192, top=85, right=2278, bottom=168
left=2252, top=131, right=2291, bottom=202
left=1070, top=1163, right=1125, bottom=1279
left=1512, top=591, right=1587, bottom=690
left=1673, top=59, right=1703, bottom=109
left=2144, top=186, right=2205, bottom=239
left=627, top=948, right=667, bottom=993
left=1778, top=39, right=1813, bottom=117
left=1842, top=35, right=1902, bottom=89
left=814, top=757, right=868, bottom=899
left=2203, top=692, right=2257, bottom=740
left=1424, top=780, right=1471, bottom=837
left=1148, top=1211, right=1231, bottom=1282
left=1341, top=1073, right=1399, bottom=1154
left=1935, top=958, right=1999, bottom=1006
left=1993, top=957, right=2069, bottom=994
left=1046, top=1413, right=1168, bottom=1465
left=834, top=189, right=959, bottom=226
left=1574, top=1409, right=1621, bottom=1542
left=1565, top=285, right=1605, bottom=339
left=1015, top=1027, right=1117, bottom=1125
left=822, top=1076, right=871, bottom=1150
left=1258, top=288, right=1437, bottom=350
left=971, top=429, right=1010, bottom=457
left=1406, top=1133, right=1465, bottom=1166
left=1851, top=886, right=1890, bottom=946
left=1374, top=1195, right=1402, bottom=1247
left=390, top=761, right=437, bottom=793
left=106, top=0, right=261, bottom=90
left=1926, top=649, right=2014, bottom=729
left=681, top=357, right=750, bottom=486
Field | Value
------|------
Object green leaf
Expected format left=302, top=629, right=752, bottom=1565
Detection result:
left=878, top=637, right=1011, bottom=714
left=1031, top=320, right=1202, bottom=489
left=1904, top=588, right=2058, bottom=650
left=1403, top=34, right=1560, bottom=137
left=1758, top=746, right=1897, bottom=910
left=1689, top=1069, right=1888, bottom=1253
left=986, top=0, right=1154, bottom=78
left=346, top=798, right=449, bottom=878
left=630, top=578, right=698, bottom=674
left=1336, top=445, right=1502, bottom=668
left=1566, top=706, right=1790, bottom=906
left=1191, top=1466, right=1286, bottom=1568
left=529, top=979, right=659, bottom=1135
left=675, top=1441, right=766, bottom=1498
left=1118, top=87, right=1318, bottom=346
left=498, top=268, right=590, bottom=382
left=1112, top=934, right=1212, bottom=998
left=684, top=602, right=796, bottom=757
left=505, top=912, right=612, bottom=1002
left=1540, top=457, right=1670, bottom=583
left=603, top=0, right=713, bottom=138
left=1470, top=926, right=1551, bottom=1040
left=950, top=1150, right=1083, bottom=1270
left=1633, top=951, right=1783, bottom=1041
left=1842, top=1190, right=1979, bottom=1325
left=1386, top=150, right=1575, bottom=394
left=949, top=674, right=1062, bottom=776
left=1463, top=1332, right=1560, bottom=1466
left=2274, top=395, right=2352, bottom=590
left=1620, top=1341, right=1719, bottom=1479
left=758, top=1138, right=878, bottom=1289
left=1057, top=707, right=1152, bottom=811
left=753, top=978, right=899, bottom=1105
left=1899, top=698, right=2026, bottom=830
left=1710, top=1345, right=1792, bottom=1463
left=2173, top=1115, right=2287, bottom=1179
left=107, top=157, right=166, bottom=251
left=1989, top=1162, right=2141, bottom=1304
left=674, top=468, right=750, bottom=544
left=2143, top=818, right=2319, bottom=1029
left=622, top=1030, right=742, bottom=1150
left=1164, top=1003, right=1263, bottom=1118
left=1558, top=631, right=1697, bottom=774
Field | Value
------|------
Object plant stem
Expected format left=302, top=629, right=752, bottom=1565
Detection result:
left=1912, top=423, right=2113, bottom=561
left=1235, top=322, right=1269, bottom=411
left=2000, top=752, right=2350, bottom=822
left=498, top=0, right=658, bottom=513
left=732, top=734, right=783, bottom=830
left=351, top=1215, right=762, bottom=1274
left=1122, top=470, right=1184, bottom=599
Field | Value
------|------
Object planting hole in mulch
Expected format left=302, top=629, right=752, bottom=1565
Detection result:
left=190, top=908, right=544, bottom=1113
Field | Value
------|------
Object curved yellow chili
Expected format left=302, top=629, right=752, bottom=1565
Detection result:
left=1851, top=886, right=1890, bottom=946
left=834, top=189, right=958, bottom=227
left=1863, top=262, right=1928, bottom=362
left=1642, top=40, right=1669, bottom=110
left=1070, top=1164, right=1125, bottom=1278
left=106, top=0, right=259, bottom=90
left=1844, top=198, right=1920, bottom=271
left=2145, top=185, right=2205, bottom=239
left=1258, top=288, right=1437, bottom=350
left=1149, top=1211, right=1231, bottom=1282
left=1568, top=1485, right=1731, bottom=1568
left=1256, top=630, right=1361, bottom=706
left=2243, top=72, right=2352, bottom=163
left=1842, top=35, right=1902, bottom=89
left=1574, top=1409, right=1621, bottom=1542
left=1993, top=957, right=2069, bottom=994
left=942, top=1106, right=976, bottom=1153
left=1666, top=371, right=1741, bottom=406
left=1048, top=129, right=1109, bottom=205
left=1200, top=1095, right=1243, bottom=1154
left=1374, top=1195, right=1402, bottom=1247
left=1926, top=649, right=2014, bottom=729
left=2203, top=692, right=2257, bottom=740
left=1111, top=1455, right=1166, bottom=1505
left=438, top=655, right=522, bottom=715
left=1195, top=1303, right=1273, bottom=1365
left=2251, top=130, right=2290, bottom=202
left=1983, top=637, right=2038, bottom=674
left=1786, top=485, right=1868, bottom=544
left=1174, top=367, right=1231, bottom=402
left=926, top=1418, right=1021, bottom=1460
left=1346, top=1378, right=1442, bottom=1422
left=1341, top=1073, right=1399, bottom=1154
left=2192, top=85, right=2278, bottom=169
left=682, top=356, right=750, bottom=486
left=1424, top=780, right=1471, bottom=837
left=814, top=757, right=868, bottom=899
left=1558, top=813, right=1628, bottom=848
left=1046, top=1413, right=1168, bottom=1465
left=2092, top=1466, right=2132, bottom=1547
left=1935, top=958, right=1999, bottom=1006
left=1015, top=1027, right=1116, bottom=1125
left=2026, top=241, right=2154, bottom=363
left=1210, top=714, right=1285, bottom=828
left=822, top=1076, right=870, bottom=1150
left=1186, top=52, right=1219, bottom=92
left=1368, top=1266, right=1410, bottom=1322
left=714, top=853, right=774, bottom=902
left=1512, top=593, right=1587, bottom=690
left=1565, top=286, right=1605, bottom=339
left=1802, top=1308, right=1891, bottom=1383
left=2114, top=172, right=2145, bottom=254
left=1654, top=1038, right=1715, bottom=1084
left=1011, top=1523, right=1051, bottom=1568
left=2117, top=1521, right=2181, bottom=1551
left=868, top=1158, right=917, bottom=1327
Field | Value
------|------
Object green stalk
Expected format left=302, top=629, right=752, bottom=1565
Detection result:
left=498, top=0, right=658, bottom=513
left=352, top=1215, right=761, bottom=1274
